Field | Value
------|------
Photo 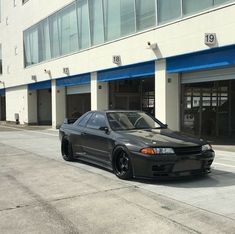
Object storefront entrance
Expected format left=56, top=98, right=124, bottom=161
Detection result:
left=182, top=80, right=235, bottom=138
left=109, top=77, right=154, bottom=115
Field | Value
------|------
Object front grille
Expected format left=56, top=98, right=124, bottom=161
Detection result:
left=173, top=146, right=202, bottom=156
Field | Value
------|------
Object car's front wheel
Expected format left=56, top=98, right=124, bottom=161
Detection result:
left=113, top=146, right=133, bottom=180
left=61, top=139, right=74, bottom=161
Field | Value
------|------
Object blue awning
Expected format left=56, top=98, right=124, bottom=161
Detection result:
left=97, top=61, right=155, bottom=82
left=28, top=80, right=51, bottom=91
left=167, top=44, right=235, bottom=73
left=56, top=73, right=90, bottom=87
left=0, top=88, right=5, bottom=95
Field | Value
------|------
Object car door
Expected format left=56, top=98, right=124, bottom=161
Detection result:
left=81, top=112, right=113, bottom=165
left=70, top=112, right=94, bottom=158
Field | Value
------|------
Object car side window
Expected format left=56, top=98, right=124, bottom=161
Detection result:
left=86, top=113, right=107, bottom=129
left=77, top=112, right=93, bottom=127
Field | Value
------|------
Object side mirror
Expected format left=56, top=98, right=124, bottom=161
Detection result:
left=99, top=126, right=109, bottom=134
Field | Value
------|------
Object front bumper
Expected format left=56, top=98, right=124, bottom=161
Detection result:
left=130, top=150, right=215, bottom=179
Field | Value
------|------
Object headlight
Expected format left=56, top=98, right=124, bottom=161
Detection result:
left=202, top=144, right=212, bottom=151
left=140, top=147, right=175, bottom=155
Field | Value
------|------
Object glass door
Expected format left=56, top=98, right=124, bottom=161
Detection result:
left=182, top=81, right=230, bottom=138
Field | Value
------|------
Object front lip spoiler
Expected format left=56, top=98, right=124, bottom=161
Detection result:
left=132, top=168, right=212, bottom=181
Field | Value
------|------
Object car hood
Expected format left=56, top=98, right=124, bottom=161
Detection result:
left=117, top=128, right=205, bottom=148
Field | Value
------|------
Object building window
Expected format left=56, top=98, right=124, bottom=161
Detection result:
left=158, top=0, right=181, bottom=24
left=22, top=0, right=29, bottom=4
left=77, top=0, right=90, bottom=49
left=58, top=2, right=79, bottom=55
left=0, top=44, right=2, bottom=75
left=0, top=0, right=2, bottom=23
left=23, top=0, right=235, bottom=67
left=182, top=0, right=213, bottom=15
left=89, top=0, right=105, bottom=46
left=23, top=26, right=39, bottom=66
left=214, top=0, right=233, bottom=4
left=136, top=0, right=156, bottom=31
left=120, top=0, right=135, bottom=36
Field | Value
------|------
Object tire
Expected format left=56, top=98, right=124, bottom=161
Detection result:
left=113, top=146, right=133, bottom=180
left=61, top=139, right=74, bottom=161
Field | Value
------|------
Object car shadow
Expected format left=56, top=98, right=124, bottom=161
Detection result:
left=132, top=168, right=235, bottom=188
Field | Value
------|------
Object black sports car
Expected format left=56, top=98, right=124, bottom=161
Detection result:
left=59, top=110, right=215, bottom=180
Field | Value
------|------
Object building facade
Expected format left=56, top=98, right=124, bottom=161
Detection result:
left=0, top=0, right=235, bottom=140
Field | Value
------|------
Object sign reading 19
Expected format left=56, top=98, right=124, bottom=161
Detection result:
left=205, top=33, right=216, bottom=45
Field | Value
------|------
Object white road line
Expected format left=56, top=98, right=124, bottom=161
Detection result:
left=213, top=162, right=235, bottom=168
left=0, top=125, right=58, bottom=137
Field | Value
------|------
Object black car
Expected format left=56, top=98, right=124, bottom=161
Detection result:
left=59, top=110, right=215, bottom=180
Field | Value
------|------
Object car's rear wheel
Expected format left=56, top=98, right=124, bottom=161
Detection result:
left=61, top=139, right=74, bottom=161
left=113, top=147, right=133, bottom=180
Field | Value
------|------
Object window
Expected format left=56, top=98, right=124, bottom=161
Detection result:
left=39, top=19, right=51, bottom=61
left=136, top=0, right=156, bottom=31
left=58, top=3, right=79, bottom=55
left=89, top=0, right=104, bottom=46
left=120, top=0, right=135, bottom=36
left=103, top=0, right=121, bottom=41
left=49, top=14, right=60, bottom=58
left=158, top=0, right=181, bottom=24
left=0, top=44, right=2, bottom=75
left=22, top=0, right=29, bottom=4
left=23, top=26, right=39, bottom=66
left=214, top=0, right=233, bottom=4
left=87, top=113, right=107, bottom=129
left=78, top=112, right=93, bottom=127
left=0, top=0, right=2, bottom=23
left=77, top=0, right=90, bottom=49
left=182, top=0, right=213, bottom=15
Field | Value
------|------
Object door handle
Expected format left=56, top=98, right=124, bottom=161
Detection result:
left=81, top=132, right=87, bottom=135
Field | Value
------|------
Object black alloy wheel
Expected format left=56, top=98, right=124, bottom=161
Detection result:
left=113, top=147, right=133, bottom=180
left=61, top=139, right=74, bottom=161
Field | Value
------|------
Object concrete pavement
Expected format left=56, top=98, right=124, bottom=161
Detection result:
left=0, top=124, right=235, bottom=234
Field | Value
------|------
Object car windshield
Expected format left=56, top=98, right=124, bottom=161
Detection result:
left=107, top=112, right=164, bottom=130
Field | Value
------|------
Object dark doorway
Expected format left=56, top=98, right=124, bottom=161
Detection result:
left=109, top=77, right=155, bottom=115
left=37, top=89, right=52, bottom=125
left=0, top=95, right=6, bottom=121
left=66, top=93, right=91, bottom=119
left=181, top=80, right=235, bottom=139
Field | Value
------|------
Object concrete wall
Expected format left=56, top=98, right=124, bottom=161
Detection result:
left=52, top=80, right=66, bottom=128
left=91, top=73, right=109, bottom=111
left=6, top=86, right=28, bottom=124
left=28, top=89, right=37, bottom=124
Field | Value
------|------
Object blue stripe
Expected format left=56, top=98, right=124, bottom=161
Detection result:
left=56, top=73, right=90, bottom=87
left=0, top=89, right=5, bottom=95
left=167, top=44, right=235, bottom=73
left=28, top=80, right=51, bottom=91
left=97, top=61, right=155, bottom=82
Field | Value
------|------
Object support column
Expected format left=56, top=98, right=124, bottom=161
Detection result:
left=52, top=80, right=66, bottom=129
left=155, top=60, right=180, bottom=131
left=91, top=72, right=108, bottom=110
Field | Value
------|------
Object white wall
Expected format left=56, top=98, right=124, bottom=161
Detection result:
left=52, top=80, right=66, bottom=128
left=91, top=72, right=108, bottom=111
left=28, top=89, right=37, bottom=124
left=155, top=60, right=180, bottom=131
left=6, top=85, right=28, bottom=124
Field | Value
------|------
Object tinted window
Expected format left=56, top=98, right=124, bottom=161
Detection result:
left=107, top=112, right=163, bottom=130
left=77, top=112, right=93, bottom=127
left=87, top=113, right=107, bottom=129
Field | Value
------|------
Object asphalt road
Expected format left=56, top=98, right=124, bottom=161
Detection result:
left=0, top=125, right=235, bottom=234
